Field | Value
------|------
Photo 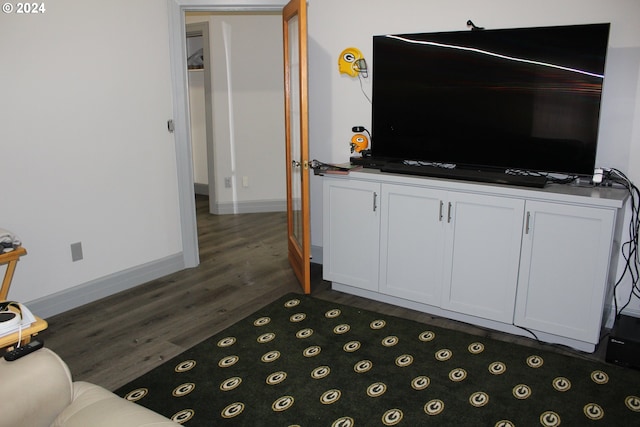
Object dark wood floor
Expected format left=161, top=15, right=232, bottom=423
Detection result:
left=45, top=195, right=608, bottom=392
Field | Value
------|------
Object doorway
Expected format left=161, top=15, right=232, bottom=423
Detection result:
left=185, top=11, right=287, bottom=216
left=168, top=0, right=289, bottom=269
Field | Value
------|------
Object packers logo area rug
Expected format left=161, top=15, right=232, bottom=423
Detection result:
left=116, top=294, right=640, bottom=426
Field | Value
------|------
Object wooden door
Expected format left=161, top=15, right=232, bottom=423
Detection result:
left=283, top=0, right=310, bottom=293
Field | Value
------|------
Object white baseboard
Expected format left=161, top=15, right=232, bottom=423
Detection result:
left=26, top=253, right=185, bottom=318
left=620, top=307, right=640, bottom=318
left=194, top=182, right=208, bottom=196
left=213, top=199, right=286, bottom=214
left=193, top=185, right=285, bottom=214
left=311, top=245, right=323, bottom=265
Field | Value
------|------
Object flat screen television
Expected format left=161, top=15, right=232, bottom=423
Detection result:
left=371, top=23, right=610, bottom=181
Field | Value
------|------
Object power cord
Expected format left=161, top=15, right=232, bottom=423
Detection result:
left=358, top=72, right=372, bottom=104
left=513, top=167, right=637, bottom=347
left=516, top=324, right=612, bottom=356
left=605, top=168, right=640, bottom=323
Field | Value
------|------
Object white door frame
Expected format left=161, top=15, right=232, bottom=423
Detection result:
left=167, top=0, right=288, bottom=268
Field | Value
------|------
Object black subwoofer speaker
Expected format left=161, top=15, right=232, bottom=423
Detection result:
left=606, top=315, right=640, bottom=370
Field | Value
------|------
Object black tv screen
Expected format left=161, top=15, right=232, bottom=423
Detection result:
left=371, top=23, right=610, bottom=176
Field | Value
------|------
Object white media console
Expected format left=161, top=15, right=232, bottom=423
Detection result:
left=323, top=169, right=628, bottom=352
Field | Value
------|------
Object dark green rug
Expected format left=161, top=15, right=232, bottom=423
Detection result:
left=115, top=293, right=640, bottom=426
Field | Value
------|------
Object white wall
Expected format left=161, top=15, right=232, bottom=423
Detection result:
left=187, top=12, right=286, bottom=212
left=188, top=69, right=209, bottom=184
left=1, top=1, right=182, bottom=305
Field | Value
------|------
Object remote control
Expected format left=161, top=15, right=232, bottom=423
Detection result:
left=3, top=339, right=44, bottom=361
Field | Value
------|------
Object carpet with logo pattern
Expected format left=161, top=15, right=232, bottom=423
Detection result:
left=115, top=293, right=640, bottom=426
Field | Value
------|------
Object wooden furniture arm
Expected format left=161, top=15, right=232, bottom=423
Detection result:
left=0, top=246, right=27, bottom=300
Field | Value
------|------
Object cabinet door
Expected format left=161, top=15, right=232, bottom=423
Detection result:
left=379, top=184, right=446, bottom=305
left=323, top=178, right=381, bottom=291
left=515, top=201, right=615, bottom=343
left=441, top=193, right=525, bottom=323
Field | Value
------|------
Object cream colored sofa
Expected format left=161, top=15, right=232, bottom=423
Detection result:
left=0, top=347, right=179, bottom=427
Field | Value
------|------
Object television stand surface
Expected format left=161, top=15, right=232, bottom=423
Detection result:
left=380, top=163, right=548, bottom=188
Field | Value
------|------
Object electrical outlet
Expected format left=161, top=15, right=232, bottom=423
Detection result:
left=242, top=176, right=249, bottom=187
left=225, top=177, right=232, bottom=188
left=70, top=242, right=83, bottom=262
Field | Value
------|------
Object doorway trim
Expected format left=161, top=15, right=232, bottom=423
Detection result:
left=167, top=0, right=288, bottom=268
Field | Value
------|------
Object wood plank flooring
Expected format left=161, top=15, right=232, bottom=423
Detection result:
left=44, top=195, right=608, bottom=392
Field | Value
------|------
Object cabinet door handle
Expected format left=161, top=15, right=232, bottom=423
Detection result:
left=439, top=200, right=444, bottom=222
left=373, top=192, right=378, bottom=212
left=525, top=211, right=531, bottom=234
left=447, top=202, right=452, bottom=223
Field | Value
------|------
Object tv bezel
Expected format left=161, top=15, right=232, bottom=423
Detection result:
left=370, top=23, right=611, bottom=178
